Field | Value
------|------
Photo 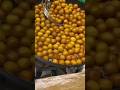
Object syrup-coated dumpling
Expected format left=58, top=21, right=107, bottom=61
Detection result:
left=35, top=0, right=85, bottom=66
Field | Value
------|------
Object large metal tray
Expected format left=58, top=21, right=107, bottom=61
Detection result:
left=36, top=0, right=85, bottom=68
left=35, top=0, right=85, bottom=79
left=35, top=57, right=84, bottom=79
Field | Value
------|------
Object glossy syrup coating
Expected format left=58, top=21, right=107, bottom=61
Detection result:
left=35, top=0, right=85, bottom=66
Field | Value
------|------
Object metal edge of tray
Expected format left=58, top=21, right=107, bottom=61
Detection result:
left=0, top=68, right=34, bottom=90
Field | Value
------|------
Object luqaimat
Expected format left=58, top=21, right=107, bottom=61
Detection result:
left=35, top=0, right=85, bottom=66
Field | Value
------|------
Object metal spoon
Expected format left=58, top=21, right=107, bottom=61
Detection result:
left=42, top=0, right=62, bottom=25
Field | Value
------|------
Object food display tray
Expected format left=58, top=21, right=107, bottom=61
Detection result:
left=36, top=0, right=85, bottom=68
